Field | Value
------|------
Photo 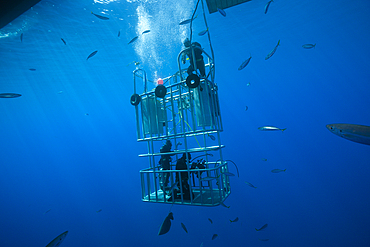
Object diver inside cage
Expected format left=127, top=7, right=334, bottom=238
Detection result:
left=182, top=38, right=206, bottom=77
left=158, top=140, right=175, bottom=191
left=167, top=153, right=208, bottom=202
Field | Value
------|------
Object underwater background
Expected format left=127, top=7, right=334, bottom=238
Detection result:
left=1, top=0, right=370, bottom=246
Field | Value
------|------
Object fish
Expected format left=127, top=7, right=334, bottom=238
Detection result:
left=245, top=181, right=257, bottom=188
left=261, top=158, right=267, bottom=161
left=255, top=223, right=268, bottom=231
left=208, top=218, right=213, bottom=224
left=118, top=31, right=120, bottom=37
left=229, top=217, right=239, bottom=223
left=96, top=209, right=102, bottom=213
left=258, top=126, right=286, bottom=132
left=44, top=209, right=52, bottom=214
left=265, top=40, right=280, bottom=60
left=20, top=33, right=23, bottom=42
left=29, top=68, right=36, bottom=71
left=220, top=201, right=230, bottom=208
left=181, top=222, right=188, bottom=233
left=326, top=123, right=370, bottom=145
left=218, top=8, right=226, bottom=17
left=212, top=234, right=218, bottom=240
left=259, top=238, right=270, bottom=241
left=245, top=106, right=248, bottom=111
left=271, top=169, right=286, bottom=173
left=246, top=82, right=251, bottom=86
left=158, top=212, right=174, bottom=235
left=238, top=55, right=252, bottom=70
left=0, top=93, right=22, bottom=98
left=198, top=29, right=208, bottom=36
left=128, top=36, right=138, bottom=44
left=91, top=11, right=109, bottom=20
left=200, top=177, right=217, bottom=181
left=302, top=43, right=316, bottom=49
left=179, top=15, right=197, bottom=25
left=127, top=61, right=140, bottom=66
left=142, top=30, right=150, bottom=34
left=222, top=172, right=235, bottom=177
left=45, top=231, right=68, bottom=247
left=61, top=38, right=66, bottom=45
left=87, top=50, right=98, bottom=60
left=264, top=0, right=273, bottom=14
left=208, top=134, right=216, bottom=140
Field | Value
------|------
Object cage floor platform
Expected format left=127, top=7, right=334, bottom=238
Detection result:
left=143, top=188, right=229, bottom=206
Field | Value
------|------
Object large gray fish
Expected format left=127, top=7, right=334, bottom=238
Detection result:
left=158, top=212, right=174, bottom=235
left=45, top=231, right=68, bottom=247
left=265, top=40, right=280, bottom=60
left=326, top=123, right=370, bottom=146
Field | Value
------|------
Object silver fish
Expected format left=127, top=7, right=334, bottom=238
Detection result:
left=87, top=50, right=98, bottom=60
left=0, top=93, right=22, bottom=98
left=45, top=231, right=68, bottom=247
left=255, top=223, right=268, bottom=231
left=302, top=43, right=316, bottom=49
left=158, top=212, right=174, bottom=235
left=271, top=169, right=286, bottom=173
left=61, top=38, right=66, bottom=45
left=200, top=177, right=217, bottom=181
left=245, top=181, right=257, bottom=188
left=258, top=126, right=286, bottom=132
left=91, top=12, right=109, bottom=20
left=142, top=30, right=150, bottom=34
left=265, top=40, right=280, bottom=60
left=208, top=218, right=213, bottom=224
left=181, top=222, right=188, bottom=233
left=20, top=33, right=23, bottom=42
left=229, top=217, right=239, bottom=223
left=208, top=134, right=216, bottom=140
left=179, top=15, right=197, bottom=25
left=326, top=123, right=370, bottom=145
left=128, top=36, right=138, bottom=44
left=218, top=8, right=226, bottom=17
left=198, top=29, right=208, bottom=36
left=222, top=172, right=235, bottom=177
left=264, top=0, right=273, bottom=14
left=259, top=238, right=270, bottom=241
left=238, top=55, right=252, bottom=70
left=212, top=233, right=218, bottom=240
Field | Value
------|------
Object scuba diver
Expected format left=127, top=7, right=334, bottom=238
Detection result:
left=159, top=140, right=174, bottom=191
left=182, top=38, right=206, bottom=77
left=168, top=152, right=194, bottom=201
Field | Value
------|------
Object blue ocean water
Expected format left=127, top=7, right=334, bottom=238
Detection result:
left=1, top=0, right=370, bottom=246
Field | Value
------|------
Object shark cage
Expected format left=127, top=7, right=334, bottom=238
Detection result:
left=130, top=45, right=232, bottom=206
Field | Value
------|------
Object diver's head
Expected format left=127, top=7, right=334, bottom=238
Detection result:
left=165, top=140, right=172, bottom=147
left=184, top=38, right=191, bottom=47
left=182, top=152, right=191, bottom=161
